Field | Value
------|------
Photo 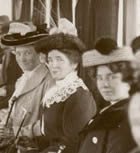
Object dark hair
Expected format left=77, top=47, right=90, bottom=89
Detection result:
left=35, top=33, right=86, bottom=55
left=57, top=49, right=81, bottom=65
left=131, top=36, right=140, bottom=53
left=86, top=61, right=135, bottom=94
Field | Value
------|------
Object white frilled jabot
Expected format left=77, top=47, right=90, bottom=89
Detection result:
left=42, top=71, right=88, bottom=108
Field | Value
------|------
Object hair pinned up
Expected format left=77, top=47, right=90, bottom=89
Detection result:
left=35, top=33, right=86, bottom=54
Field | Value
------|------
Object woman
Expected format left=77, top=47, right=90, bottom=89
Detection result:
left=78, top=38, right=137, bottom=153
left=34, top=33, right=97, bottom=153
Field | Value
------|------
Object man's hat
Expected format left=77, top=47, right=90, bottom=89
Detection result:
left=1, top=22, right=49, bottom=46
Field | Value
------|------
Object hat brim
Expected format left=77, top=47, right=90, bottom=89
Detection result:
left=1, top=32, right=48, bottom=46
left=82, top=47, right=135, bottom=67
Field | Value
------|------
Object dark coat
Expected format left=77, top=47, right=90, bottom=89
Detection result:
left=41, top=87, right=97, bottom=153
left=78, top=99, right=137, bottom=153
left=0, top=52, right=22, bottom=108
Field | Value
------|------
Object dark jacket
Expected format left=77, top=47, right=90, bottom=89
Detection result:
left=78, top=99, right=137, bottom=153
left=0, top=52, right=22, bottom=108
left=41, top=87, right=97, bottom=153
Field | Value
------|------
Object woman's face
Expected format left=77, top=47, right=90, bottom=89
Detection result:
left=96, top=65, right=130, bottom=102
left=48, top=50, right=77, bottom=80
left=15, top=46, right=40, bottom=71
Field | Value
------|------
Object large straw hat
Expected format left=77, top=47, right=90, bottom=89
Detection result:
left=82, top=37, right=135, bottom=67
left=82, top=46, right=135, bottom=67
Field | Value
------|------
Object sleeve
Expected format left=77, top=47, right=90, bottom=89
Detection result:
left=63, top=88, right=97, bottom=139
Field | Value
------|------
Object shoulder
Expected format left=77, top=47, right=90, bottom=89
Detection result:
left=64, top=87, right=97, bottom=116
left=66, top=87, right=95, bottom=106
left=70, top=87, right=93, bottom=100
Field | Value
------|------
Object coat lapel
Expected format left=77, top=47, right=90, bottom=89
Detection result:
left=18, top=64, right=49, bottom=96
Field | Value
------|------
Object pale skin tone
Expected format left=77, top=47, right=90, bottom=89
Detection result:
left=0, top=45, right=40, bottom=137
left=15, top=45, right=40, bottom=72
left=48, top=49, right=77, bottom=81
left=96, top=65, right=130, bottom=103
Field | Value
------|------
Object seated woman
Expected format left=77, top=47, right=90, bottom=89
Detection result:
left=33, top=33, right=97, bottom=153
left=78, top=38, right=137, bottom=153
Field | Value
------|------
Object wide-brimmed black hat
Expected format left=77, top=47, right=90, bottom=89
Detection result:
left=35, top=33, right=86, bottom=54
left=1, top=22, right=49, bottom=46
left=1, top=31, right=49, bottom=46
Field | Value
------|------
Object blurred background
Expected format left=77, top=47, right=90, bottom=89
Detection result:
left=0, top=0, right=140, bottom=48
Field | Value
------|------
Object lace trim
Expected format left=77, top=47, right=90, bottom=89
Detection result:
left=43, top=78, right=88, bottom=108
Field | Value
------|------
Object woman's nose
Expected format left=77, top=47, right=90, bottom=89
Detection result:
left=50, top=60, right=58, bottom=68
left=18, top=54, right=27, bottom=62
left=102, top=79, right=110, bottom=88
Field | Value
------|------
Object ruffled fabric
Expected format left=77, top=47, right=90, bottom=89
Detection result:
left=42, top=72, right=88, bottom=108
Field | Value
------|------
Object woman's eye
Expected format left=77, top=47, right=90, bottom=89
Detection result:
left=109, top=74, right=118, bottom=80
left=96, top=76, right=102, bottom=81
left=25, top=52, right=31, bottom=56
left=56, top=57, right=64, bottom=62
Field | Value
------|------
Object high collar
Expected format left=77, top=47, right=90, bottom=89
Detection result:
left=42, top=71, right=88, bottom=108
left=100, top=98, right=129, bottom=114
left=55, top=71, right=78, bottom=87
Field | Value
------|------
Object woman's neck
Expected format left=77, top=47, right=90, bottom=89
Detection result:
left=110, top=93, right=129, bottom=105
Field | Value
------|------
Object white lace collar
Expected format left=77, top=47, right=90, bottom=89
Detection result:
left=42, top=71, right=88, bottom=108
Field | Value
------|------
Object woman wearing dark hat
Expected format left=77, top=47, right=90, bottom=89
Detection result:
left=78, top=38, right=137, bottom=153
left=0, top=22, right=55, bottom=152
left=33, top=32, right=97, bottom=153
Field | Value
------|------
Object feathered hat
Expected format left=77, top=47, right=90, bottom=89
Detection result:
left=35, top=32, right=86, bottom=54
left=82, top=37, right=135, bottom=67
left=35, top=18, right=85, bottom=54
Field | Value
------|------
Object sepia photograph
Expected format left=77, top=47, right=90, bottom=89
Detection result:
left=0, top=0, right=140, bottom=153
